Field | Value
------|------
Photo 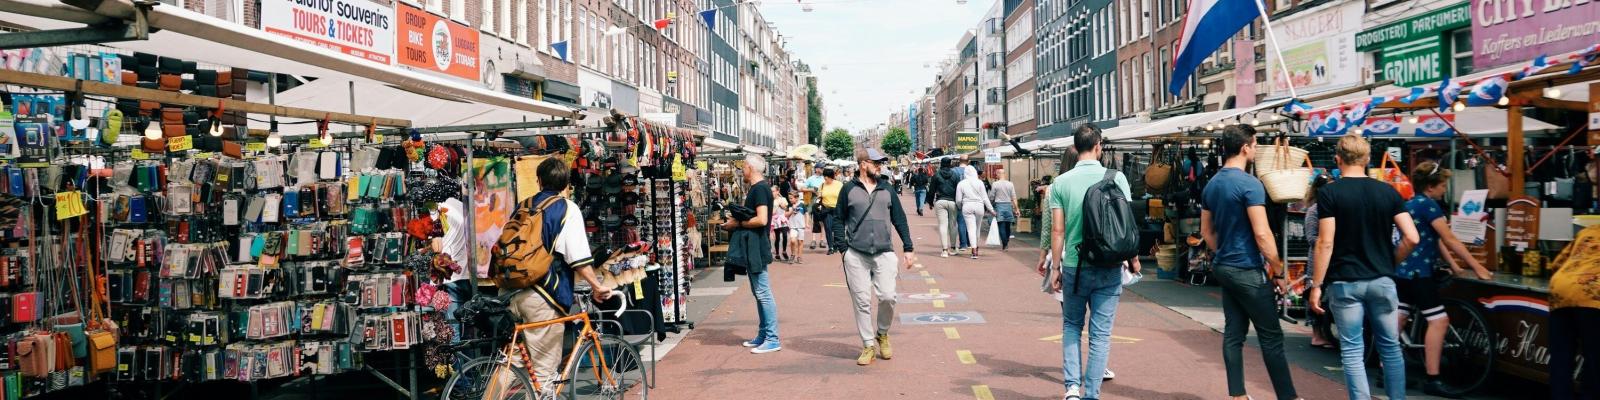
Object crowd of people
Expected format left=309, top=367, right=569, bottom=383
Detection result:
left=489, top=122, right=1594, bottom=400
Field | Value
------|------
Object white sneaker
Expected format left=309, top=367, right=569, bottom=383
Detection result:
left=1103, top=369, right=1115, bottom=380
left=1063, top=384, right=1082, bottom=400
left=941, top=251, right=950, bottom=258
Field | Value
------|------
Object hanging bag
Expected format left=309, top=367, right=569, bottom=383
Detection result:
left=1485, top=162, right=1511, bottom=200
left=1371, top=152, right=1415, bottom=199
left=1261, top=147, right=1315, bottom=203
left=1144, top=144, right=1174, bottom=192
left=1255, top=136, right=1309, bottom=177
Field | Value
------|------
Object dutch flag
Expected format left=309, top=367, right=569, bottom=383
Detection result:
left=1170, top=0, right=1261, bottom=94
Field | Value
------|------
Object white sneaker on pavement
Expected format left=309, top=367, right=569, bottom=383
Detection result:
left=1104, top=369, right=1115, bottom=380
left=1063, top=384, right=1082, bottom=400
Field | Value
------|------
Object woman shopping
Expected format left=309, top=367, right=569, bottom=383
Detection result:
left=1394, top=162, right=1494, bottom=397
left=954, top=165, right=994, bottom=259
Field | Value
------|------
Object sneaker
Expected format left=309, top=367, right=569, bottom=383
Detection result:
left=742, top=338, right=765, bottom=348
left=941, top=250, right=950, bottom=258
left=1103, top=369, right=1115, bottom=380
left=856, top=346, right=877, bottom=366
left=750, top=341, right=782, bottom=354
left=876, top=334, right=893, bottom=359
left=1063, top=384, right=1082, bottom=400
left=1422, top=379, right=1458, bottom=398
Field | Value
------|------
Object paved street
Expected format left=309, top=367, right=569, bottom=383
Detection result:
left=646, top=193, right=1353, bottom=400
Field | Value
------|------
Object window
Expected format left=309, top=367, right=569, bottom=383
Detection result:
left=1451, top=29, right=1474, bottom=76
left=482, top=0, right=495, bottom=33
left=513, top=0, right=526, bottom=43
left=203, top=0, right=241, bottom=22
left=561, top=1, right=571, bottom=49
left=1140, top=0, right=1151, bottom=37
left=537, top=0, right=548, bottom=53
left=422, top=0, right=439, bottom=12
left=581, top=11, right=592, bottom=66
left=499, top=0, right=511, bottom=37
left=450, top=0, right=465, bottom=21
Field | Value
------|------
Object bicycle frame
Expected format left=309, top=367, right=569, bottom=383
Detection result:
left=498, top=312, right=617, bottom=396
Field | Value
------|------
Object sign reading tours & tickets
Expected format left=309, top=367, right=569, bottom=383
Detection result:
left=1471, top=0, right=1600, bottom=69
left=260, top=0, right=396, bottom=64
left=397, top=3, right=481, bottom=81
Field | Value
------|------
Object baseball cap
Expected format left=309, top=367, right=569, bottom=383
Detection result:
left=864, top=148, right=890, bottom=163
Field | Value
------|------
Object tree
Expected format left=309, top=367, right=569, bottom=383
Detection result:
left=823, top=128, right=854, bottom=161
left=881, top=128, right=911, bottom=158
left=806, top=77, right=824, bottom=145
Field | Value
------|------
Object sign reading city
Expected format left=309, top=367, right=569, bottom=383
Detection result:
left=397, top=3, right=481, bottom=81
left=260, top=0, right=395, bottom=64
left=955, top=131, right=980, bottom=154
left=1471, top=0, right=1600, bottom=68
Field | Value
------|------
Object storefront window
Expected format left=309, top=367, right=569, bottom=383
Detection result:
left=1451, top=29, right=1474, bottom=77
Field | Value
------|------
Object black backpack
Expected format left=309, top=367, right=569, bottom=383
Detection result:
left=1078, top=170, right=1140, bottom=269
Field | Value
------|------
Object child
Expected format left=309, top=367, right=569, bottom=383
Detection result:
left=787, top=192, right=807, bottom=264
left=772, top=186, right=790, bottom=262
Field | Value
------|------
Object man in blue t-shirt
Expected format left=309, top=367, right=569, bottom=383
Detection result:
left=1199, top=125, right=1300, bottom=400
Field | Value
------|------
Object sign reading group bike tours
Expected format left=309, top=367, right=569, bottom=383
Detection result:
left=396, top=3, right=481, bottom=81
left=260, top=0, right=396, bottom=65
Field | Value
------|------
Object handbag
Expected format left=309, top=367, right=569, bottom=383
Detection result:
left=1144, top=144, right=1174, bottom=192
left=1371, top=153, right=1415, bottom=199
left=1485, top=163, right=1511, bottom=200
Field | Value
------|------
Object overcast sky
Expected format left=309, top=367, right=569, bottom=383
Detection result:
left=758, top=0, right=994, bottom=134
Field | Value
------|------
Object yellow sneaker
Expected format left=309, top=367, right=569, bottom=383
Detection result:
left=876, top=334, right=893, bottom=359
left=856, top=346, right=877, bottom=366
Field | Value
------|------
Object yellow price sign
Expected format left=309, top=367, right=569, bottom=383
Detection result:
left=193, top=152, right=213, bottom=159
left=246, top=142, right=267, bottom=152
left=167, top=136, right=194, bottom=152
left=54, top=191, right=87, bottom=220
left=217, top=172, right=229, bottom=182
left=309, top=138, right=329, bottom=148
left=131, top=149, right=150, bottom=160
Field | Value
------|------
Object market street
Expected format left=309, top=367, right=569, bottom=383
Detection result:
left=646, top=192, right=1354, bottom=400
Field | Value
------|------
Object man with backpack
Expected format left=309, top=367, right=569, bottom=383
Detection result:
left=828, top=147, right=917, bottom=366
left=1037, top=124, right=1140, bottom=400
left=1200, top=125, right=1302, bottom=400
left=494, top=158, right=613, bottom=390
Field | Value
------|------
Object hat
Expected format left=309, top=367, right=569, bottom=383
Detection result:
left=865, top=148, right=890, bottom=163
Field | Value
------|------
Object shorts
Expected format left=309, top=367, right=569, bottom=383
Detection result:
left=789, top=227, right=806, bottom=237
left=1396, top=277, right=1446, bottom=322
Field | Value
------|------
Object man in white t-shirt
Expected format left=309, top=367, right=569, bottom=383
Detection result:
left=506, top=158, right=612, bottom=393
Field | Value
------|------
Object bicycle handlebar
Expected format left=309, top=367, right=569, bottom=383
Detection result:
left=606, top=290, right=627, bottom=318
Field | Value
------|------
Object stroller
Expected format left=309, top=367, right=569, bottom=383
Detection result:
left=1184, top=234, right=1214, bottom=286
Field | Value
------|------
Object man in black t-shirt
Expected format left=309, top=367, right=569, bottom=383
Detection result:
left=1309, top=134, right=1419, bottom=400
left=722, top=154, right=780, bottom=354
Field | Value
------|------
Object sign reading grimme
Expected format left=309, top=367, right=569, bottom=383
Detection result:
left=261, top=0, right=396, bottom=65
left=1472, top=0, right=1600, bottom=69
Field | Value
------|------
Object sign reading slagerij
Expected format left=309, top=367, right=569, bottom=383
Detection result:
left=261, top=0, right=396, bottom=65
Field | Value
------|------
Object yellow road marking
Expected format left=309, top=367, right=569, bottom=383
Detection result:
left=956, top=350, right=976, bottom=364
left=822, top=283, right=847, bottom=288
left=930, top=288, right=941, bottom=295
left=972, top=385, right=994, bottom=400
left=944, top=327, right=960, bottom=339
left=919, top=270, right=930, bottom=277
left=925, top=278, right=937, bottom=285
left=932, top=300, right=946, bottom=308
left=1038, top=334, right=1145, bottom=344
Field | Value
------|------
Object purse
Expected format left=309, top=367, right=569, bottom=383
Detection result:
left=1144, top=144, right=1174, bottom=192
left=1485, top=163, right=1511, bottom=200
left=1371, top=153, right=1415, bottom=199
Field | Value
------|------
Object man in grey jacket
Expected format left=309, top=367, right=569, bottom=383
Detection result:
left=829, top=147, right=917, bottom=366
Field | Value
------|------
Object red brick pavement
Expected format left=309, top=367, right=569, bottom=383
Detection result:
left=647, top=194, right=1348, bottom=400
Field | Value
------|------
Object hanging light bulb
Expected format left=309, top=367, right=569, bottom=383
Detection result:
left=143, top=120, right=162, bottom=140
left=266, top=131, right=282, bottom=148
left=1201, top=139, right=1211, bottom=146
left=1545, top=86, right=1563, bottom=98
left=1408, top=115, right=1419, bottom=124
left=208, top=120, right=224, bottom=137
left=1353, top=127, right=1364, bottom=135
left=1452, top=101, right=1466, bottom=112
left=1497, top=96, right=1510, bottom=106
left=1250, top=118, right=1259, bottom=125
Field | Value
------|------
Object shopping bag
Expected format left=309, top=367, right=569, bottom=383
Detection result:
left=1371, top=153, right=1414, bottom=199
left=986, top=219, right=1001, bottom=246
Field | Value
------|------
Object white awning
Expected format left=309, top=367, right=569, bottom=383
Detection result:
left=265, top=78, right=572, bottom=135
left=700, top=137, right=740, bottom=151
left=0, top=0, right=577, bottom=127
left=1105, top=99, right=1290, bottom=142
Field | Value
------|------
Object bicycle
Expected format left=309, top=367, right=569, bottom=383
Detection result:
left=1364, top=272, right=1496, bottom=398
left=441, top=290, right=648, bottom=400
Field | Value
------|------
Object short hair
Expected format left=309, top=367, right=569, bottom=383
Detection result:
left=1410, top=161, right=1452, bottom=191
left=537, top=158, right=570, bottom=192
left=939, top=158, right=952, bottom=169
left=824, top=168, right=837, bottom=178
left=744, top=154, right=767, bottom=174
left=1219, top=125, right=1254, bottom=159
left=1336, top=134, right=1371, bottom=166
left=1073, top=124, right=1103, bottom=153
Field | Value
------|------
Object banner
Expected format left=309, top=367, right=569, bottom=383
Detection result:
left=1416, top=114, right=1456, bottom=137
left=260, top=0, right=395, bottom=64
left=1363, top=116, right=1402, bottom=136
left=397, top=3, right=480, bottom=81
left=1472, top=0, right=1600, bottom=69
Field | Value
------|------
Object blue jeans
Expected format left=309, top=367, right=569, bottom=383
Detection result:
left=914, top=189, right=927, bottom=212
left=749, top=271, right=780, bottom=344
left=956, top=213, right=970, bottom=248
left=1328, top=277, right=1405, bottom=400
left=1060, top=266, right=1123, bottom=398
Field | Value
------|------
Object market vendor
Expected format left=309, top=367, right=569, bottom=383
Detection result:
left=1548, top=221, right=1600, bottom=399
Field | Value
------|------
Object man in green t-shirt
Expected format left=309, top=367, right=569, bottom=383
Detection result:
left=1036, top=124, right=1138, bottom=400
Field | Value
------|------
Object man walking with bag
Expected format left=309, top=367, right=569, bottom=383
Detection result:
left=1310, top=134, right=1419, bottom=400
left=1201, top=125, right=1302, bottom=400
left=829, top=147, right=917, bottom=366
left=1038, top=125, right=1140, bottom=400
left=724, top=154, right=782, bottom=354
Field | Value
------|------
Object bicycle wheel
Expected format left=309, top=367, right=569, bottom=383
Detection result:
left=561, top=334, right=647, bottom=400
left=442, top=356, right=540, bottom=400
left=1433, top=298, right=1495, bottom=397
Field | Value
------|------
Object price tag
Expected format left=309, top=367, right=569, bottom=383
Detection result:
left=55, top=191, right=87, bottom=219
left=695, top=161, right=708, bottom=170
left=188, top=334, right=201, bottom=343
left=167, top=136, right=193, bottom=152
left=372, top=134, right=384, bottom=144
left=118, top=364, right=129, bottom=372
left=246, top=142, right=267, bottom=152
left=634, top=280, right=645, bottom=300
left=309, top=138, right=329, bottom=149
left=217, top=171, right=229, bottom=182
left=194, top=152, right=213, bottom=159
left=131, top=149, right=150, bottom=160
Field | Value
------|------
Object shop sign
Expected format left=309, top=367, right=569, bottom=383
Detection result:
left=396, top=4, right=480, bottom=81
left=984, top=149, right=1002, bottom=164
left=1379, top=38, right=1445, bottom=87
left=1441, top=284, right=1557, bottom=384
left=1356, top=3, right=1472, bottom=51
left=260, top=0, right=395, bottom=65
left=955, top=131, right=980, bottom=153
left=1471, top=0, right=1600, bottom=69
left=1266, top=1, right=1364, bottom=98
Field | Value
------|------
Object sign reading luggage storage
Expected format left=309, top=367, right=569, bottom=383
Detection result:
left=396, top=3, right=481, bottom=81
left=260, top=0, right=396, bottom=65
